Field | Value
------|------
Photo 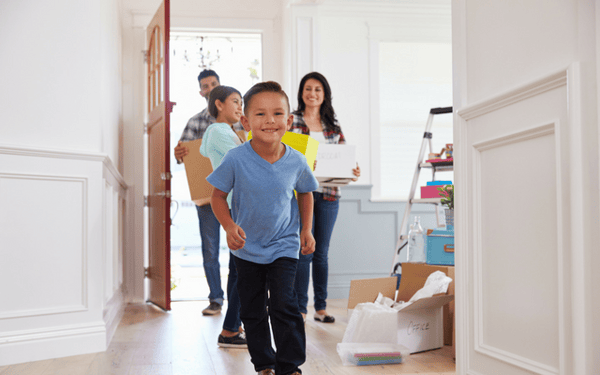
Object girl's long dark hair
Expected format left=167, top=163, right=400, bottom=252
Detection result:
left=208, top=85, right=241, bottom=118
left=294, top=72, right=341, bottom=133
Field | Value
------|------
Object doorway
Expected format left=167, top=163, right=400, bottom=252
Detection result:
left=168, top=31, right=262, bottom=301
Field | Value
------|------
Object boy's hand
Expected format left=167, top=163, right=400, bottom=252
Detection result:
left=225, top=224, right=246, bottom=251
left=174, top=141, right=189, bottom=161
left=300, top=230, right=315, bottom=255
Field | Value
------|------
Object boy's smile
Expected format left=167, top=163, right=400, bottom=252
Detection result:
left=241, top=92, right=293, bottom=145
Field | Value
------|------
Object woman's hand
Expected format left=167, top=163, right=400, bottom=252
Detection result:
left=352, top=163, right=361, bottom=181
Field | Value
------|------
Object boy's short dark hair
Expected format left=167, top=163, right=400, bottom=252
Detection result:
left=198, top=69, right=220, bottom=87
left=208, top=85, right=242, bottom=118
left=243, top=81, right=290, bottom=114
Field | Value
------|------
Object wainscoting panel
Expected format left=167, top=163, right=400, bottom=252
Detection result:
left=0, top=173, right=87, bottom=319
left=456, top=68, right=571, bottom=375
left=0, top=145, right=128, bottom=366
left=327, top=185, right=438, bottom=299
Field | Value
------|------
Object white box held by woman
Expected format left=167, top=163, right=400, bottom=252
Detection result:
left=313, top=144, right=356, bottom=187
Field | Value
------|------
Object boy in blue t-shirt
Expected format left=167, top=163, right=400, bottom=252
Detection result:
left=207, top=81, right=318, bottom=375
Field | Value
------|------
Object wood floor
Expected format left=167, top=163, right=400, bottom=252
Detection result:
left=0, top=299, right=455, bottom=375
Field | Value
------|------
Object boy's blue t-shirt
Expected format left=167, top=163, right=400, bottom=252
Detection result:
left=206, top=141, right=319, bottom=264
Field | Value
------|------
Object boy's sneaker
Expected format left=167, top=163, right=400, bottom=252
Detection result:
left=202, top=302, right=222, bottom=315
left=218, top=332, right=248, bottom=348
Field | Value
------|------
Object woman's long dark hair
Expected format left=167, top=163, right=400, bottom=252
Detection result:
left=294, top=72, right=341, bottom=133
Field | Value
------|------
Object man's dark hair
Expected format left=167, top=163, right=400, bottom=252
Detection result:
left=208, top=85, right=242, bottom=118
left=197, top=69, right=220, bottom=88
left=294, top=71, right=341, bottom=133
left=243, top=81, right=290, bottom=114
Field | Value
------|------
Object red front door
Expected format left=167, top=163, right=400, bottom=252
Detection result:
left=146, top=0, right=171, bottom=311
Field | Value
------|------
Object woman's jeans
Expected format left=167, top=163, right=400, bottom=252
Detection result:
left=295, top=192, right=340, bottom=314
left=234, top=256, right=305, bottom=375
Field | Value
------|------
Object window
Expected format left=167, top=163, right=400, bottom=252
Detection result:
left=379, top=42, right=453, bottom=199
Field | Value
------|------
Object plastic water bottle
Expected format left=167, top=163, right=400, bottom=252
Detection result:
left=407, top=216, right=426, bottom=263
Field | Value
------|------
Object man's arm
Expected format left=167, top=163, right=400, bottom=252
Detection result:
left=175, top=111, right=210, bottom=163
left=297, top=192, right=315, bottom=255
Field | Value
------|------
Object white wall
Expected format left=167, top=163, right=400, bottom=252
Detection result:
left=0, top=0, right=127, bottom=365
left=286, top=0, right=451, bottom=296
left=453, top=0, right=600, bottom=373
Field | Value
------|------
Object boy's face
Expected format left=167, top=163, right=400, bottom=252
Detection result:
left=241, top=92, right=293, bottom=145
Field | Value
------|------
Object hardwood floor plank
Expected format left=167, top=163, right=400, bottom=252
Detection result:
left=0, top=359, right=53, bottom=375
left=0, top=300, right=455, bottom=375
left=39, top=353, right=97, bottom=375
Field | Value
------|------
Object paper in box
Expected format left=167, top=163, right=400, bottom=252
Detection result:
left=346, top=263, right=454, bottom=354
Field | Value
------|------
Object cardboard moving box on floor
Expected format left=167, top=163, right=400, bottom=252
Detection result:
left=347, top=263, right=455, bottom=354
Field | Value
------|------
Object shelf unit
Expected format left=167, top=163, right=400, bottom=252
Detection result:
left=391, top=107, right=453, bottom=275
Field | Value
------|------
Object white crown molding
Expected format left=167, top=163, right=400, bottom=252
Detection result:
left=318, top=0, right=450, bottom=18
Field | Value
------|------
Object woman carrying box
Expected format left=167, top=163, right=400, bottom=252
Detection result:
left=291, top=72, right=360, bottom=323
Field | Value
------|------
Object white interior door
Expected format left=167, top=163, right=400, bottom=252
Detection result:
left=455, top=69, right=573, bottom=374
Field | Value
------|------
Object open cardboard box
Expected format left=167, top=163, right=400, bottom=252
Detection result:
left=347, top=263, right=455, bottom=354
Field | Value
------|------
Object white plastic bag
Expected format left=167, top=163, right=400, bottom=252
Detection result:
left=342, top=300, right=398, bottom=344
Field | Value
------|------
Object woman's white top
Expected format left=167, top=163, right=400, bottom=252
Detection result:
left=310, top=131, right=326, bottom=143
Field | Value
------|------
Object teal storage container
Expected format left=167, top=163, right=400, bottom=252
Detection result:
left=426, top=228, right=454, bottom=266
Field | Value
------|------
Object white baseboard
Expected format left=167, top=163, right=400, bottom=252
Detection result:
left=104, top=287, right=127, bottom=346
left=0, top=322, right=107, bottom=366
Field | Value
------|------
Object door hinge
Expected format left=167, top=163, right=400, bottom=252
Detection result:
left=157, top=190, right=171, bottom=199
left=144, top=267, right=150, bottom=278
left=161, top=172, right=172, bottom=181
left=142, top=49, right=149, bottom=63
left=144, top=195, right=148, bottom=207
left=143, top=123, right=148, bottom=134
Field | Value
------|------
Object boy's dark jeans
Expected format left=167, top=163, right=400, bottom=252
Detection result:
left=234, top=256, right=306, bottom=375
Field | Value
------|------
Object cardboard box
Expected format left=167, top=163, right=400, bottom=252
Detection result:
left=313, top=144, right=356, bottom=187
left=182, top=131, right=246, bottom=206
left=182, top=138, right=213, bottom=206
left=347, top=263, right=454, bottom=354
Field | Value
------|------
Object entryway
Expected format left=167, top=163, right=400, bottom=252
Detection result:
left=168, top=31, right=262, bottom=301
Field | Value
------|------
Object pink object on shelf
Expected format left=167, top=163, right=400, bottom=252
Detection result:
left=420, top=185, right=443, bottom=199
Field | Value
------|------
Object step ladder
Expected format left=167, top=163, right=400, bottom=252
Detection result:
left=390, top=106, right=453, bottom=276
